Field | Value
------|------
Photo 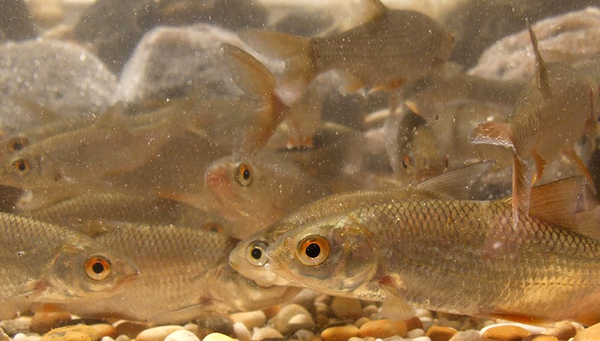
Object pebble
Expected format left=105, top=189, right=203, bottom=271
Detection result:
left=90, top=325, right=117, bottom=339
left=0, top=316, right=32, bottom=335
left=420, top=317, right=434, bottom=331
left=251, top=327, right=283, bottom=340
left=200, top=333, right=235, bottom=341
left=271, top=304, right=313, bottom=335
left=426, top=325, right=457, bottom=341
left=194, top=314, right=234, bottom=339
left=361, top=305, right=379, bottom=318
left=574, top=322, right=600, bottom=341
left=0, top=329, right=8, bottom=341
left=406, top=316, right=424, bottom=331
left=31, top=307, right=71, bottom=334
left=229, top=311, right=266, bottom=330
left=101, top=337, right=114, bottom=341
left=481, top=325, right=531, bottom=341
left=41, top=325, right=100, bottom=341
left=232, top=322, right=250, bottom=341
left=358, top=319, right=408, bottom=339
left=114, top=336, right=129, bottom=341
left=321, top=325, right=360, bottom=341
left=287, top=313, right=316, bottom=333
left=413, top=337, right=432, bottom=341
left=136, top=326, right=184, bottom=341
left=295, top=329, right=315, bottom=341
left=528, top=336, right=558, bottom=341
left=114, top=321, right=150, bottom=339
left=164, top=330, right=200, bottom=341
left=355, top=317, right=371, bottom=329
left=448, top=330, right=482, bottom=341
left=408, top=328, right=426, bottom=338
left=543, top=321, right=577, bottom=340
left=330, top=297, right=363, bottom=319
left=183, top=324, right=197, bottom=333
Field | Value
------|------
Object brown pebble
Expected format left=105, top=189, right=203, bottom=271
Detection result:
left=354, top=317, right=370, bottom=329
left=529, top=336, right=558, bottom=341
left=136, top=326, right=184, bottom=341
left=114, top=321, right=150, bottom=339
left=358, top=319, right=407, bottom=338
left=482, top=325, right=531, bottom=341
left=90, top=324, right=116, bottom=339
left=316, top=314, right=330, bottom=328
left=449, top=330, right=482, bottom=341
left=194, top=313, right=233, bottom=340
left=330, top=297, right=362, bottom=320
left=406, top=316, right=424, bottom=331
left=321, top=325, right=359, bottom=341
left=262, top=305, right=280, bottom=319
left=426, top=325, right=457, bottom=341
left=0, top=329, right=9, bottom=341
left=41, top=325, right=100, bottom=341
left=32, top=306, right=72, bottom=334
left=574, top=322, right=600, bottom=341
left=544, top=321, right=577, bottom=340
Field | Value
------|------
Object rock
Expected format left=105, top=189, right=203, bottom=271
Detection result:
left=194, top=313, right=234, bottom=340
left=321, top=325, right=360, bottom=341
left=164, top=330, right=200, bottom=341
left=232, top=322, right=250, bottom=341
left=420, top=317, right=434, bottom=331
left=574, top=322, right=600, bottom=341
left=543, top=321, right=577, bottom=340
left=354, top=317, right=371, bottom=329
left=287, top=313, right=316, bottom=333
left=200, top=333, right=234, bottom=341
left=426, top=325, right=457, bottom=341
left=114, top=322, right=149, bottom=339
left=413, top=337, right=433, bottom=341
left=89, top=325, right=117, bottom=339
left=0, top=329, right=8, bottom=341
left=251, top=327, right=283, bottom=340
left=41, top=325, right=100, bottom=341
left=295, top=329, right=315, bottom=341
left=528, top=336, right=559, bottom=341
left=449, top=330, right=482, bottom=341
left=408, top=329, right=426, bottom=338
left=330, top=297, right=363, bottom=320
left=136, top=326, right=184, bottom=341
left=481, top=325, right=531, bottom=341
left=229, top=311, right=266, bottom=330
left=0, top=316, right=32, bottom=335
left=361, top=305, right=379, bottom=318
left=415, top=309, right=433, bottom=318
left=114, top=336, right=129, bottom=341
left=469, top=7, right=600, bottom=81
left=358, top=319, right=408, bottom=339
left=100, top=337, right=114, bottom=341
left=406, top=316, right=424, bottom=331
left=271, top=303, right=313, bottom=335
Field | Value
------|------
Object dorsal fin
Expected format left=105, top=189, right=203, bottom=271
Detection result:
left=527, top=25, right=550, bottom=95
left=416, top=161, right=493, bottom=199
left=360, top=0, right=388, bottom=23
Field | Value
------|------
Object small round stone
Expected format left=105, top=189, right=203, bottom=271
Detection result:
left=426, top=325, right=457, bottom=341
left=251, top=327, right=283, bottom=340
left=544, top=321, right=577, bottom=340
left=287, top=313, right=316, bottom=333
left=330, top=297, right=362, bottom=319
left=114, top=335, right=130, bottom=341
left=0, top=329, right=9, bottom=341
left=358, top=319, right=408, bottom=339
left=448, top=330, right=482, bottom=341
left=321, top=325, right=359, bottom=341
left=114, top=321, right=149, bottom=339
left=294, top=329, right=315, bottom=341
left=529, top=336, right=558, bottom=341
left=415, top=309, right=433, bottom=318
left=229, top=311, right=266, bottom=330
left=407, top=328, right=426, bottom=338
left=406, top=316, right=424, bottom=331
left=481, top=325, right=531, bottom=341
left=1, top=316, right=32, bottom=335
left=41, top=325, right=100, bottom=341
left=90, top=325, right=117, bottom=339
left=361, top=305, right=379, bottom=318
left=420, top=316, right=434, bottom=331
left=574, top=322, right=600, bottom=341
left=200, top=333, right=234, bottom=341
left=413, top=337, right=433, bottom=341
left=232, top=322, right=250, bottom=341
left=101, top=337, right=114, bottom=341
left=136, top=326, right=184, bottom=341
left=31, top=307, right=71, bottom=334
left=271, top=304, right=312, bottom=334
left=164, top=330, right=200, bottom=341
left=354, top=317, right=371, bottom=328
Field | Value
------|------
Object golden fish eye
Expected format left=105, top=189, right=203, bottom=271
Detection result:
left=85, top=256, right=112, bottom=281
left=236, top=163, right=253, bottom=187
left=12, top=159, right=31, bottom=176
left=402, top=154, right=412, bottom=170
left=8, top=137, right=28, bottom=152
left=296, top=235, right=330, bottom=267
left=246, top=241, right=268, bottom=266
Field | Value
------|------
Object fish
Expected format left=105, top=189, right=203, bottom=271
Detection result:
left=61, top=222, right=299, bottom=323
left=471, top=26, right=600, bottom=228
left=205, top=150, right=331, bottom=238
left=0, top=213, right=139, bottom=319
left=239, top=0, right=453, bottom=105
left=262, top=178, right=600, bottom=325
left=229, top=162, right=491, bottom=288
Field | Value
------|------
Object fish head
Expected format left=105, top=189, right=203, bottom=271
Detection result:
left=47, top=239, right=139, bottom=300
left=1, top=151, right=48, bottom=189
left=204, top=155, right=258, bottom=214
left=265, top=216, right=378, bottom=295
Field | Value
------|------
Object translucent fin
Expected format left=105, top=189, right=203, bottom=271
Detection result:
left=512, top=154, right=531, bottom=230
left=530, top=150, right=545, bottom=185
left=416, top=161, right=493, bottom=200
left=378, top=275, right=415, bottom=320
left=221, top=44, right=276, bottom=102
left=470, top=122, right=514, bottom=148
left=527, top=25, right=551, bottom=95
left=564, top=148, right=596, bottom=195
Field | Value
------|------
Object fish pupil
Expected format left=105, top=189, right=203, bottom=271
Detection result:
left=17, top=161, right=26, bottom=171
left=243, top=169, right=251, bottom=180
left=305, top=243, right=321, bottom=258
left=12, top=142, right=22, bottom=151
left=92, top=262, right=105, bottom=274
left=251, top=248, right=262, bottom=260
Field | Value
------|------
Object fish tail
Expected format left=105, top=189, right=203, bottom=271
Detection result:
left=512, top=154, right=531, bottom=230
left=469, top=121, right=514, bottom=148
left=238, top=29, right=315, bottom=105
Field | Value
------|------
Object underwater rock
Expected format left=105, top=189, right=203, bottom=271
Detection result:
left=321, top=325, right=359, bottom=341
left=443, top=0, right=598, bottom=68
left=426, top=325, right=457, bottom=341
left=136, top=326, right=184, bottom=341
left=469, top=6, right=600, bottom=81
left=41, top=326, right=100, bottom=341
left=0, top=39, right=117, bottom=120
left=357, top=319, right=408, bottom=339
left=116, top=24, right=247, bottom=103
left=481, top=325, right=531, bottom=341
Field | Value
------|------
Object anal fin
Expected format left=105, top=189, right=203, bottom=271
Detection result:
left=378, top=275, right=415, bottom=320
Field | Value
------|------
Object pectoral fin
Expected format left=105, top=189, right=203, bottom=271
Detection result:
left=378, top=275, right=415, bottom=320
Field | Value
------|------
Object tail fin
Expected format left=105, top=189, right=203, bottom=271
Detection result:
left=238, top=30, right=315, bottom=105
left=527, top=25, right=550, bottom=95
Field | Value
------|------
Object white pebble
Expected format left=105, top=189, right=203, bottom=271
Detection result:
left=348, top=337, right=364, bottom=341
left=101, top=337, right=115, bottom=341
left=251, top=327, right=283, bottom=340
left=232, top=322, right=250, bottom=341
left=114, top=336, right=130, bottom=341
left=271, top=304, right=312, bottom=334
left=137, top=326, right=184, bottom=341
left=229, top=311, right=266, bottom=330
left=412, top=337, right=431, bottom=341
left=201, top=333, right=235, bottom=341
left=12, top=333, right=27, bottom=341
left=480, top=323, right=545, bottom=335
left=407, top=328, right=425, bottom=338
left=414, top=309, right=432, bottom=318
left=294, top=329, right=315, bottom=341
left=362, top=305, right=379, bottom=318
left=419, top=317, right=433, bottom=331
left=164, top=330, right=200, bottom=341
left=288, top=313, right=315, bottom=327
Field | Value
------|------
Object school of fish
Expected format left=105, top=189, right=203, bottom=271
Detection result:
left=2, top=0, right=600, bottom=333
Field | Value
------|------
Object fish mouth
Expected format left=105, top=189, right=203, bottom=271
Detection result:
left=204, top=167, right=235, bottom=205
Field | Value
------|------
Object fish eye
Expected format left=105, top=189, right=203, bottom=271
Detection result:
left=246, top=241, right=268, bottom=266
left=296, top=235, right=330, bottom=267
left=8, top=137, right=28, bottom=152
left=236, top=163, right=253, bottom=187
left=85, top=256, right=112, bottom=281
left=12, top=159, right=31, bottom=175
left=402, top=154, right=412, bottom=170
